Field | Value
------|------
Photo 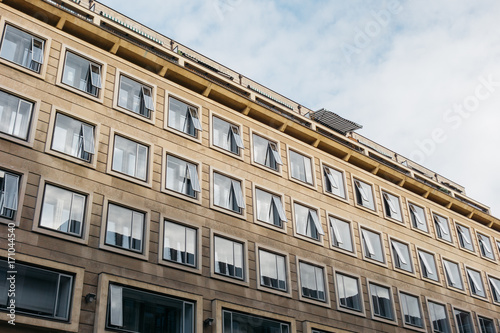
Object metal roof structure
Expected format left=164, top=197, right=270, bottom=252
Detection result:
left=310, top=108, right=362, bottom=135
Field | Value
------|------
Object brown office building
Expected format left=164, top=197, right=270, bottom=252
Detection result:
left=1, top=0, right=499, bottom=332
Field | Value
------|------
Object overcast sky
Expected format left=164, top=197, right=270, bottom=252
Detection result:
left=101, top=0, right=500, bottom=216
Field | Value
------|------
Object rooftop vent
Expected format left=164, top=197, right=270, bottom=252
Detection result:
left=309, top=108, right=362, bottom=135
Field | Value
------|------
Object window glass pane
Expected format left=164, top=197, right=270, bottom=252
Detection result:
left=434, top=214, right=452, bottom=242
left=324, top=166, right=346, bottom=198
left=454, top=309, right=474, bottom=333
left=166, top=155, right=199, bottom=198
left=478, top=234, right=495, bottom=260
left=163, top=221, right=197, bottom=267
left=428, top=301, right=451, bottom=333
left=489, top=276, right=500, bottom=302
left=479, top=317, right=496, bottom=333
left=52, top=113, right=94, bottom=161
left=354, top=179, right=375, bottom=210
left=391, top=240, right=412, bottom=272
left=456, top=225, right=474, bottom=251
left=289, top=150, right=313, bottom=184
left=222, top=309, right=290, bottom=333
left=466, top=268, right=485, bottom=297
left=418, top=250, right=439, bottom=281
left=400, top=293, right=423, bottom=328
left=294, top=203, right=320, bottom=240
left=409, top=203, right=428, bottom=232
left=329, top=217, right=353, bottom=252
left=382, top=192, right=402, bottom=221
left=118, top=75, right=149, bottom=116
left=256, top=188, right=286, bottom=227
left=369, top=283, right=394, bottom=320
left=168, top=97, right=200, bottom=136
left=259, top=250, right=287, bottom=291
left=0, top=25, right=43, bottom=72
left=213, top=173, right=243, bottom=213
left=214, top=236, right=244, bottom=280
left=299, top=262, right=325, bottom=301
left=39, top=184, right=85, bottom=237
left=105, top=203, right=144, bottom=252
left=443, top=260, right=463, bottom=289
left=361, top=229, right=384, bottom=262
left=0, top=170, right=20, bottom=219
left=336, top=273, right=362, bottom=311
left=62, top=51, right=100, bottom=96
left=0, top=90, right=33, bottom=140
left=213, top=116, right=241, bottom=154
left=253, top=134, right=280, bottom=170
left=112, top=135, right=148, bottom=181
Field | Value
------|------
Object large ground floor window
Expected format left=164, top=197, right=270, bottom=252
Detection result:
left=223, top=309, right=289, bottom=333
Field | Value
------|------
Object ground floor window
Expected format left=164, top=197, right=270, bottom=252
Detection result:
left=223, top=309, right=289, bottom=333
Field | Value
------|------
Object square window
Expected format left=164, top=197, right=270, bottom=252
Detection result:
left=477, top=233, right=495, bottom=260
left=52, top=113, right=95, bottom=162
left=369, top=283, right=394, bottom=321
left=466, top=268, right=485, bottom=298
left=213, top=172, right=245, bottom=214
left=294, top=202, right=324, bottom=241
left=428, top=301, right=451, bottom=333
left=107, top=284, right=194, bottom=332
left=222, top=310, right=290, bottom=333
left=163, top=220, right=196, bottom=267
left=0, top=90, right=34, bottom=141
left=417, top=250, right=439, bottom=282
left=391, top=239, right=413, bottom=272
left=61, top=51, right=101, bottom=97
left=353, top=179, right=375, bottom=210
left=329, top=216, right=353, bottom=252
left=213, top=116, right=244, bottom=155
left=382, top=191, right=402, bottom=222
left=214, top=235, right=244, bottom=280
left=167, top=96, right=201, bottom=137
left=112, top=135, right=149, bottom=181
left=323, top=166, right=346, bottom=199
left=488, top=276, right=500, bottom=303
left=252, top=134, right=282, bottom=171
left=255, top=188, right=287, bottom=227
left=0, top=260, right=73, bottom=321
left=336, top=272, right=362, bottom=312
left=118, top=75, right=154, bottom=118
left=454, top=309, right=474, bottom=333
left=400, top=292, right=424, bottom=328
left=39, top=184, right=86, bottom=237
left=409, top=203, right=428, bottom=232
left=361, top=228, right=385, bottom=263
left=456, top=224, right=474, bottom=252
left=0, top=25, right=44, bottom=73
left=299, top=261, right=326, bottom=302
left=165, top=155, right=200, bottom=198
left=434, top=214, right=452, bottom=243
left=0, top=169, right=20, bottom=220
left=443, top=259, right=463, bottom=290
left=258, top=249, right=287, bottom=291
left=105, top=203, right=145, bottom=253
left=478, top=316, right=496, bottom=333
left=289, top=150, right=313, bottom=185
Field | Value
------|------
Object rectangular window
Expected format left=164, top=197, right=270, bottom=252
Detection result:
left=400, top=292, right=424, bottom=328
left=213, top=116, right=244, bottom=154
left=466, top=268, right=485, bottom=298
left=361, top=228, right=385, bottom=263
left=336, top=272, right=362, bottom=312
left=329, top=217, right=353, bottom=252
left=428, top=301, right=451, bottom=333
left=252, top=134, right=282, bottom=170
left=418, top=250, right=439, bottom=281
left=454, top=309, right=474, bottom=333
left=0, top=169, right=20, bottom=220
left=353, top=179, right=375, bottom=210
left=456, top=224, right=474, bottom=251
left=112, top=135, right=148, bottom=181
left=0, top=260, right=73, bottom=321
left=222, top=309, right=289, bottom=333
left=213, top=172, right=245, bottom=214
left=289, top=150, right=313, bottom=185
left=477, top=233, right=495, bottom=260
left=105, top=203, right=145, bottom=253
left=294, top=203, right=324, bottom=240
left=255, top=188, right=287, bottom=227
left=0, top=25, right=44, bottom=73
left=478, top=316, right=496, bottom=333
left=299, top=261, right=326, bottom=302
left=52, top=113, right=95, bottom=162
left=409, top=203, right=428, bottom=232
left=39, top=184, right=86, bottom=237
left=214, top=236, right=244, bottom=280
left=382, top=191, right=402, bottom=222
left=0, top=90, right=34, bottom=141
left=118, top=75, right=154, bottom=118
left=323, top=166, right=346, bottom=199
left=163, top=221, right=196, bottom=267
left=443, top=259, right=463, bottom=290
left=107, top=284, right=194, bottom=332
left=391, top=239, right=413, bottom=272
left=369, top=283, right=394, bottom=321
left=434, top=214, right=452, bottom=242
left=61, top=51, right=101, bottom=97
left=166, top=155, right=200, bottom=198
left=259, top=249, right=287, bottom=291
left=168, top=97, right=202, bottom=137
left=488, top=276, right=500, bottom=303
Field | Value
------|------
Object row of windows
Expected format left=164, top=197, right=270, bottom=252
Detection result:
left=1, top=259, right=498, bottom=333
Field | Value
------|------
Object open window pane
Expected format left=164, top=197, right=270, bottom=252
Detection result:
left=163, top=221, right=196, bottom=267
left=0, top=25, right=44, bottom=73
left=324, top=166, right=346, bottom=199
left=466, top=268, right=485, bottom=297
left=400, top=293, right=423, bottom=328
left=329, top=217, right=353, bottom=252
left=166, top=155, right=200, bottom=198
left=289, top=150, right=313, bottom=185
left=454, top=309, right=474, bottom=333
left=418, top=250, right=438, bottom=281
left=382, top=192, right=402, bottom=221
left=213, top=116, right=242, bottom=154
left=52, top=113, right=95, bottom=162
left=259, top=249, right=287, bottom=291
left=0, top=90, right=34, bottom=140
left=214, top=236, right=244, bottom=280
left=354, top=179, right=375, bottom=210
left=168, top=97, right=201, bottom=136
left=336, top=273, right=362, bottom=311
left=255, top=188, right=286, bottom=227
left=0, top=170, right=20, bottom=220
left=443, top=260, right=463, bottom=290
left=62, top=51, right=101, bottom=96
left=456, top=224, right=474, bottom=251
left=434, top=214, right=452, bottom=242
left=105, top=203, right=145, bottom=253
left=118, top=75, right=154, bottom=117
left=252, top=134, right=281, bottom=170
left=214, top=172, right=242, bottom=213
left=369, top=283, right=394, bottom=320
left=294, top=203, right=323, bottom=240
left=391, top=240, right=412, bottom=272
left=409, top=203, right=428, bottom=232
left=299, top=262, right=325, bottom=301
left=488, top=276, right=500, bottom=302
left=112, top=135, right=149, bottom=181
left=477, top=233, right=494, bottom=260
left=223, top=309, right=290, bottom=333
left=361, top=229, right=384, bottom=263
left=428, top=301, right=451, bottom=333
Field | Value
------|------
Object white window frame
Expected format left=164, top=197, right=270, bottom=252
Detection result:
left=353, top=178, right=376, bottom=211
left=328, top=215, right=355, bottom=255
left=288, top=148, right=315, bottom=187
left=211, top=231, right=248, bottom=286
left=367, top=280, right=397, bottom=324
left=256, top=246, right=290, bottom=295
left=297, top=258, right=329, bottom=306
left=160, top=219, right=199, bottom=270
left=476, top=232, right=495, bottom=261
left=163, top=153, right=202, bottom=202
left=251, top=132, right=283, bottom=172
left=292, top=200, right=324, bottom=243
left=442, top=258, right=464, bottom=291
left=211, top=169, right=246, bottom=217
left=408, top=202, right=428, bottom=233
left=452, top=307, right=475, bottom=333
left=477, top=315, right=496, bottom=333
left=0, top=88, right=35, bottom=143
left=253, top=185, right=287, bottom=230
left=456, top=223, right=474, bottom=252
left=334, top=270, right=365, bottom=316
left=381, top=190, right=403, bottom=222
left=425, top=298, right=452, bottom=333
left=433, top=213, right=453, bottom=243
left=360, top=226, right=386, bottom=265
left=166, top=94, right=203, bottom=140
left=211, top=113, right=244, bottom=156
left=465, top=267, right=486, bottom=298
left=114, top=71, right=156, bottom=121
left=321, top=162, right=347, bottom=201
left=399, top=291, right=426, bottom=331
left=487, top=275, right=500, bottom=304
left=0, top=168, right=21, bottom=223
left=417, top=248, right=440, bottom=283
left=390, top=238, right=414, bottom=274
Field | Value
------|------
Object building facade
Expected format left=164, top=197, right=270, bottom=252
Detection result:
left=0, top=0, right=499, bottom=332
